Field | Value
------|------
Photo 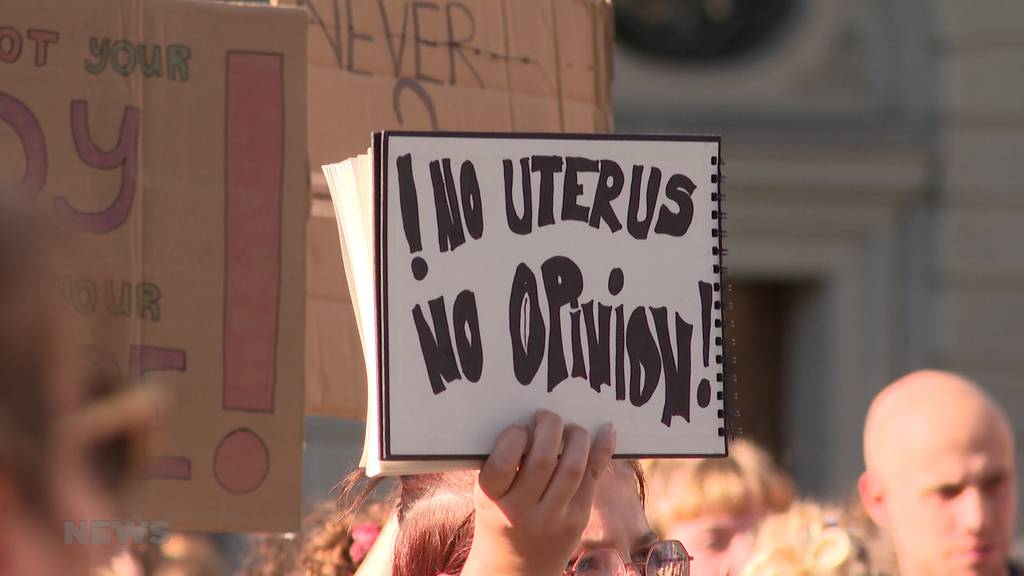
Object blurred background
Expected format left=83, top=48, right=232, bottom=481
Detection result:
left=5, top=0, right=1022, bottom=572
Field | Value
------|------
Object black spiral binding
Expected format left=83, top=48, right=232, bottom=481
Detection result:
left=711, top=152, right=739, bottom=443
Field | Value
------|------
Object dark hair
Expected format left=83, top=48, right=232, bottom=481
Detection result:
left=341, top=461, right=646, bottom=576
left=392, top=472, right=477, bottom=576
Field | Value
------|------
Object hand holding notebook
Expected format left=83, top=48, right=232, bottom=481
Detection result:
left=322, top=132, right=727, bottom=476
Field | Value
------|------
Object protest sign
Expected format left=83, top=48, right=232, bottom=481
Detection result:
left=0, top=0, right=307, bottom=531
left=324, top=132, right=726, bottom=474
left=298, top=0, right=615, bottom=420
left=296, top=0, right=613, bottom=173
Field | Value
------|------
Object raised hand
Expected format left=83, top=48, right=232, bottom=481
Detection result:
left=461, top=410, right=616, bottom=576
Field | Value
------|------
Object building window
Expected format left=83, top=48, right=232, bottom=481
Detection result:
left=615, top=0, right=798, bottom=62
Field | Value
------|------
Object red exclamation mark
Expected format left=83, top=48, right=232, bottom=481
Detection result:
left=214, top=51, right=284, bottom=495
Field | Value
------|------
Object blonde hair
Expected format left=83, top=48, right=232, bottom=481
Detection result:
left=740, top=502, right=869, bottom=576
left=643, top=440, right=794, bottom=530
left=844, top=492, right=897, bottom=576
left=301, top=499, right=389, bottom=575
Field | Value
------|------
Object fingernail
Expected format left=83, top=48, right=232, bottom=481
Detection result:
left=502, top=424, right=523, bottom=437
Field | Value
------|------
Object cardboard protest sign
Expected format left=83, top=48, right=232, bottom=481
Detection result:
left=324, top=132, right=726, bottom=473
left=0, top=0, right=307, bottom=531
left=297, top=0, right=615, bottom=420
left=296, top=0, right=613, bottom=175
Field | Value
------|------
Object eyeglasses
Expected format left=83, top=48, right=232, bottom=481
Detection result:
left=565, top=539, right=692, bottom=576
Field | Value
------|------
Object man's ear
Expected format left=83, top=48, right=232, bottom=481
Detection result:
left=857, top=471, right=890, bottom=528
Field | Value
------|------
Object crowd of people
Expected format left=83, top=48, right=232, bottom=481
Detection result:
left=0, top=201, right=1019, bottom=576
left=266, top=369, right=1016, bottom=576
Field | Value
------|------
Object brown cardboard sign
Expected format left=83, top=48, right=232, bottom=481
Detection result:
left=293, top=0, right=613, bottom=174
left=298, top=0, right=615, bottom=420
left=0, top=0, right=308, bottom=532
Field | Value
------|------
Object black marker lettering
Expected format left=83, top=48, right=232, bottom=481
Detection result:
left=583, top=301, right=612, bottom=392
left=699, top=280, right=712, bottom=367
left=627, top=165, right=660, bottom=240
left=626, top=307, right=660, bottom=407
left=504, top=158, right=532, bottom=235
left=452, top=290, right=482, bottom=381
left=412, top=297, right=461, bottom=394
left=396, top=153, right=423, bottom=253
left=654, top=173, right=696, bottom=237
left=541, top=255, right=582, bottom=391
left=562, top=156, right=597, bottom=223
left=531, top=155, right=563, bottom=228
left=429, top=158, right=466, bottom=252
left=651, top=307, right=692, bottom=425
left=459, top=160, right=483, bottom=240
left=589, top=159, right=623, bottom=232
left=615, top=304, right=625, bottom=400
left=570, top=308, right=587, bottom=379
left=509, top=263, right=545, bottom=385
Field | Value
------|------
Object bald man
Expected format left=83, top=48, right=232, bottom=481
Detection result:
left=859, top=370, right=1019, bottom=576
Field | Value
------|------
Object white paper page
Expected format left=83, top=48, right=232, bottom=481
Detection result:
left=380, top=134, right=726, bottom=459
left=322, top=159, right=381, bottom=470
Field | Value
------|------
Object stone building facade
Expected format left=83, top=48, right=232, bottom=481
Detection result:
left=614, top=0, right=1024, bottom=510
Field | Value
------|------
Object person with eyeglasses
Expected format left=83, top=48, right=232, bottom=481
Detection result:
left=379, top=410, right=693, bottom=576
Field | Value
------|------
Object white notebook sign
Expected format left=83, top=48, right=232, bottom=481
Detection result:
left=323, top=132, right=727, bottom=476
